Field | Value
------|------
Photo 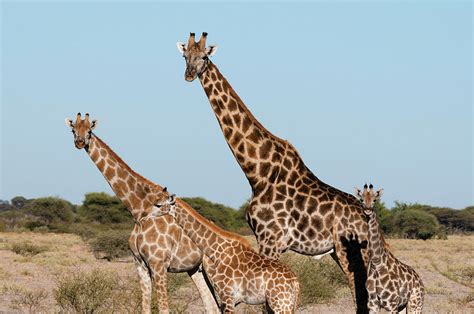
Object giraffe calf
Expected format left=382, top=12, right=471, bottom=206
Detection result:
left=356, top=184, right=424, bottom=314
left=150, top=193, right=300, bottom=313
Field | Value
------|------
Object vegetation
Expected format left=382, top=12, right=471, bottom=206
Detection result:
left=90, top=230, right=131, bottom=260
left=3, top=286, right=48, bottom=313
left=0, top=231, right=473, bottom=312
left=54, top=268, right=119, bottom=313
left=53, top=267, right=190, bottom=313
left=0, top=194, right=472, bottom=262
left=281, top=254, right=347, bottom=305
left=10, top=241, right=48, bottom=257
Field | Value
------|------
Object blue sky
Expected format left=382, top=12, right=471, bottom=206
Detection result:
left=1, top=2, right=472, bottom=209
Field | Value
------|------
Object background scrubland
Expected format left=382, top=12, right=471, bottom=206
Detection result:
left=0, top=194, right=472, bottom=313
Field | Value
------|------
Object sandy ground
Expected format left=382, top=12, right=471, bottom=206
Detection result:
left=0, top=232, right=472, bottom=313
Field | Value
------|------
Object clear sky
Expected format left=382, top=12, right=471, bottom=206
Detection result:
left=1, top=1, right=472, bottom=209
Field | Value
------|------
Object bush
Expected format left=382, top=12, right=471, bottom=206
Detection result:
left=0, top=210, right=30, bottom=231
left=4, top=286, right=48, bottom=313
left=90, top=230, right=131, bottom=260
left=281, top=254, right=346, bottom=305
left=23, top=197, right=74, bottom=225
left=54, top=268, right=118, bottom=313
left=10, top=196, right=29, bottom=209
left=10, top=242, right=48, bottom=257
left=385, top=209, right=440, bottom=240
left=77, top=193, right=132, bottom=224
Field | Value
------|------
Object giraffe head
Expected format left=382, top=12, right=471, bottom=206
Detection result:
left=65, top=113, right=98, bottom=149
left=177, top=32, right=218, bottom=82
left=149, top=192, right=177, bottom=218
left=355, top=183, right=383, bottom=215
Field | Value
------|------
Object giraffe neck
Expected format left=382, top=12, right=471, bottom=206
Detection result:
left=367, top=212, right=386, bottom=265
left=199, top=62, right=310, bottom=189
left=172, top=202, right=251, bottom=258
left=86, top=135, right=164, bottom=221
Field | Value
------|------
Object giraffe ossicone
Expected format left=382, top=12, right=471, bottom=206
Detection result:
left=355, top=184, right=424, bottom=314
left=65, top=113, right=219, bottom=314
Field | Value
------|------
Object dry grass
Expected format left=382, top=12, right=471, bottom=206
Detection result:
left=0, top=232, right=472, bottom=313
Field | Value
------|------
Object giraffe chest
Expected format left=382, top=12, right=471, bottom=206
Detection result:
left=129, top=219, right=202, bottom=272
left=371, top=263, right=411, bottom=309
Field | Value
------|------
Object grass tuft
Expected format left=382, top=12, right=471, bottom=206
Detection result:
left=10, top=242, right=48, bottom=257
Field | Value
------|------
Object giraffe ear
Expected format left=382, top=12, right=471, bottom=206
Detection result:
left=177, top=42, right=186, bottom=54
left=65, top=118, right=74, bottom=128
left=355, top=187, right=362, bottom=198
left=205, top=45, right=218, bottom=57
left=90, top=119, right=98, bottom=130
left=375, top=189, right=384, bottom=198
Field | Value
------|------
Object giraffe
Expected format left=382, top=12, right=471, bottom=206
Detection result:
left=65, top=113, right=219, bottom=314
left=177, top=32, right=370, bottom=312
left=355, top=184, right=424, bottom=314
left=148, top=192, right=300, bottom=314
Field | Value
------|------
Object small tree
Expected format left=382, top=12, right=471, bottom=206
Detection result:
left=11, top=196, right=29, bottom=209
left=78, top=192, right=131, bottom=224
left=391, top=209, right=439, bottom=240
left=23, top=197, right=74, bottom=225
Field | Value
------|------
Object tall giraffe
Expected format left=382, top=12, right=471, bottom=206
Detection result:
left=148, top=192, right=300, bottom=313
left=178, top=32, right=371, bottom=312
left=65, top=113, right=218, bottom=314
left=355, top=184, right=424, bottom=313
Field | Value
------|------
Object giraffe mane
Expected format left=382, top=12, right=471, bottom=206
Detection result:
left=177, top=199, right=253, bottom=249
left=379, top=230, right=391, bottom=250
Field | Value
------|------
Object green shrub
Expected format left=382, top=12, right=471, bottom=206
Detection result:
left=10, top=242, right=48, bottom=257
left=90, top=230, right=131, bottom=260
left=281, top=254, right=346, bottom=305
left=10, top=196, right=29, bottom=209
left=77, top=193, right=132, bottom=224
left=386, top=209, right=440, bottom=240
left=23, top=197, right=74, bottom=225
left=0, top=210, right=29, bottom=231
left=54, top=268, right=118, bottom=313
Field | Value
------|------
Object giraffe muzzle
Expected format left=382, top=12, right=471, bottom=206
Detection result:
left=75, top=139, right=86, bottom=149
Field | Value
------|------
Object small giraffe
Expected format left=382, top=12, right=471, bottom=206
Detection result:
left=355, top=184, right=424, bottom=314
left=65, top=113, right=219, bottom=314
left=149, top=192, right=300, bottom=313
left=178, top=32, right=370, bottom=312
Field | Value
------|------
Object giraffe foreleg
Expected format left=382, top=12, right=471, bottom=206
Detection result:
left=134, top=260, right=153, bottom=314
left=365, top=276, right=379, bottom=314
left=407, top=286, right=424, bottom=314
left=150, top=264, right=170, bottom=314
